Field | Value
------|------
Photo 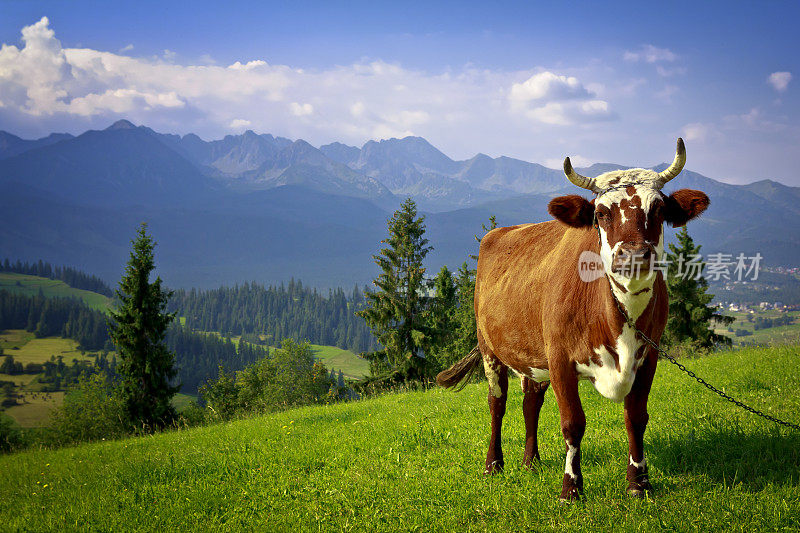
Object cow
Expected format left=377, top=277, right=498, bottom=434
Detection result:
left=436, top=139, right=710, bottom=501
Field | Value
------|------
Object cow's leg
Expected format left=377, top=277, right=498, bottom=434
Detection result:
left=482, top=352, right=508, bottom=475
left=549, top=362, right=585, bottom=501
left=624, top=352, right=657, bottom=497
left=522, top=377, right=549, bottom=467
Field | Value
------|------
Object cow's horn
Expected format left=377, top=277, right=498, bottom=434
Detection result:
left=655, top=138, right=686, bottom=188
left=563, top=157, right=601, bottom=193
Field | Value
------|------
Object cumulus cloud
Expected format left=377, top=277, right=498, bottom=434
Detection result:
left=509, top=72, right=591, bottom=102
left=767, top=71, right=791, bottom=92
left=624, top=45, right=677, bottom=63
left=0, top=17, right=618, bottom=153
left=119, top=44, right=134, bottom=53
left=509, top=71, right=612, bottom=125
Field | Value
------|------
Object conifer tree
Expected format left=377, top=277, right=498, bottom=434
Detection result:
left=108, top=223, right=179, bottom=429
left=663, top=227, right=733, bottom=348
left=358, top=198, right=433, bottom=380
left=426, top=265, right=458, bottom=369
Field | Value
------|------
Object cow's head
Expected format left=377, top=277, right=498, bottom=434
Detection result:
left=548, top=138, right=709, bottom=280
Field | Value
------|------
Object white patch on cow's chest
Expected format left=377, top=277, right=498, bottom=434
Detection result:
left=576, top=324, right=644, bottom=402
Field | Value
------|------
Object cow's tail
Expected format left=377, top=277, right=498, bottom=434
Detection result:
left=436, top=345, right=482, bottom=391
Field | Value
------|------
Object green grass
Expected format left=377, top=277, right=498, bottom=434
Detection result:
left=309, top=343, right=369, bottom=379
left=0, top=273, right=112, bottom=312
left=172, top=393, right=198, bottom=412
left=1, top=344, right=799, bottom=530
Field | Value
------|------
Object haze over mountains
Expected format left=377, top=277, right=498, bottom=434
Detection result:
left=1, top=120, right=798, bottom=289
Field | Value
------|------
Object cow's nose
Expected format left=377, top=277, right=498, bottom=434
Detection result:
left=617, top=243, right=652, bottom=262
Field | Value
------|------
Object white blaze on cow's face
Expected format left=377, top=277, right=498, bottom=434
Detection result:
left=592, top=169, right=667, bottom=290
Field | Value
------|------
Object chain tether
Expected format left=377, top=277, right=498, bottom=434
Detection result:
left=606, top=275, right=799, bottom=431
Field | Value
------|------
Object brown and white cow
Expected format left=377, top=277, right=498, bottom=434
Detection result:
left=437, top=139, right=709, bottom=500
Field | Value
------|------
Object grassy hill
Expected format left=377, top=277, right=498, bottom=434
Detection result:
left=309, top=343, right=369, bottom=379
left=1, top=344, right=798, bottom=530
left=0, top=273, right=112, bottom=312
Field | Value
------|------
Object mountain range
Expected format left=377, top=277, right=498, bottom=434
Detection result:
left=1, top=119, right=798, bottom=289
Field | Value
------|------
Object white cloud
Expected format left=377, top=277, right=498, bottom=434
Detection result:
left=509, top=71, right=612, bottom=125
left=228, top=118, right=251, bottom=129
left=67, top=89, right=184, bottom=116
left=509, top=71, right=590, bottom=102
left=767, top=71, right=791, bottom=92
left=624, top=44, right=677, bottom=63
left=290, top=102, right=314, bottom=116
left=119, top=44, right=134, bottom=53
left=228, top=60, right=267, bottom=71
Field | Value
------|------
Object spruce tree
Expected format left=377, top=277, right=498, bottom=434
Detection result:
left=357, top=198, right=433, bottom=381
left=426, top=265, right=458, bottom=369
left=108, top=223, right=179, bottom=430
left=663, top=227, right=733, bottom=348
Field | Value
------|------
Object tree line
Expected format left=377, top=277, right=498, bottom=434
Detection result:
left=167, top=281, right=376, bottom=353
left=1, top=258, right=113, bottom=297
left=0, top=290, right=110, bottom=351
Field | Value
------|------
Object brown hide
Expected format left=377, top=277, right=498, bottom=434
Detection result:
left=474, top=219, right=668, bottom=377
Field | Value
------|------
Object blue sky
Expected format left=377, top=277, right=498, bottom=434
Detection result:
left=1, top=1, right=798, bottom=184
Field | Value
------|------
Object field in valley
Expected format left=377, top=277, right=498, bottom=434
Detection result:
left=0, top=331, right=102, bottom=427
left=1, top=343, right=798, bottom=531
left=717, top=309, right=800, bottom=346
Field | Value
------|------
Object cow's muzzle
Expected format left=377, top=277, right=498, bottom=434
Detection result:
left=612, top=242, right=656, bottom=277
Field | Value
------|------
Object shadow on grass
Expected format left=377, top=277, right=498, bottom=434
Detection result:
left=649, top=424, right=800, bottom=491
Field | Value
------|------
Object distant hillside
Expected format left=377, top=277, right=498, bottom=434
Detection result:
left=0, top=273, right=111, bottom=312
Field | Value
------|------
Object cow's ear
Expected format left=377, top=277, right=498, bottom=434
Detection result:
left=664, top=189, right=710, bottom=227
left=548, top=195, right=594, bottom=228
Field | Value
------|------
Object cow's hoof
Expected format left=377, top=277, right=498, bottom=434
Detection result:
left=559, top=475, right=583, bottom=502
left=627, top=482, right=653, bottom=499
left=522, top=454, right=541, bottom=469
left=559, top=487, right=583, bottom=503
left=483, top=460, right=504, bottom=475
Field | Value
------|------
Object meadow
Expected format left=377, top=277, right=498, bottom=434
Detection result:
left=310, top=343, right=369, bottom=379
left=1, top=331, right=100, bottom=427
left=0, top=273, right=112, bottom=312
left=1, top=343, right=798, bottom=531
